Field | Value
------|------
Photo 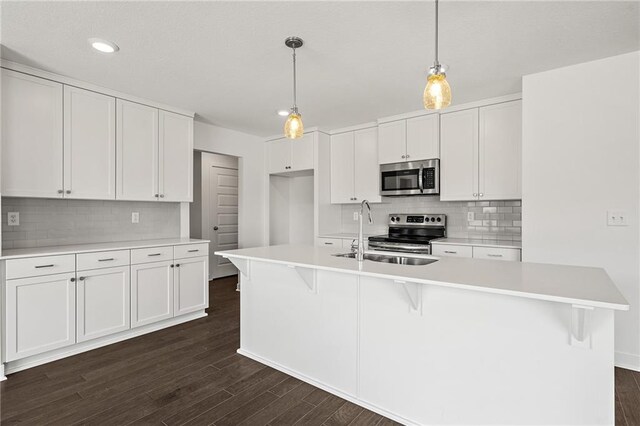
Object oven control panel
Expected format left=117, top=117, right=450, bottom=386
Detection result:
left=388, top=214, right=446, bottom=226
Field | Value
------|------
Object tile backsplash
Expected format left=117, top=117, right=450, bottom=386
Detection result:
left=341, top=197, right=522, bottom=241
left=1, top=197, right=181, bottom=250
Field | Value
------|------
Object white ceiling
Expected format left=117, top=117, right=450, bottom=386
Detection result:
left=1, top=1, right=639, bottom=137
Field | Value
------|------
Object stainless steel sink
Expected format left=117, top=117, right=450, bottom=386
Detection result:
left=333, top=252, right=438, bottom=266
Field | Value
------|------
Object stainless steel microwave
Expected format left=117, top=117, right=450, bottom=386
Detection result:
left=380, top=159, right=440, bottom=196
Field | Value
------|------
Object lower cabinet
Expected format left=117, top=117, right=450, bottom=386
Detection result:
left=174, top=256, right=209, bottom=316
left=77, top=266, right=130, bottom=342
left=131, top=260, right=174, bottom=328
left=432, top=243, right=521, bottom=261
left=5, top=272, right=76, bottom=361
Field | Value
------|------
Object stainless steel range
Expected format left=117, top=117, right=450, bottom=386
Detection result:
left=368, top=214, right=446, bottom=255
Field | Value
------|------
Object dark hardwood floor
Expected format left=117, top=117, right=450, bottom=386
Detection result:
left=1, top=275, right=639, bottom=425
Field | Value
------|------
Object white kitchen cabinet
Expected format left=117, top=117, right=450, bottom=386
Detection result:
left=77, top=266, right=130, bottom=342
left=440, top=108, right=479, bottom=201
left=5, top=272, right=76, bottom=361
left=116, top=99, right=159, bottom=201
left=478, top=101, right=522, bottom=200
left=330, top=128, right=381, bottom=204
left=64, top=86, right=116, bottom=200
left=174, top=256, right=209, bottom=316
left=440, top=101, right=522, bottom=201
left=159, top=110, right=194, bottom=202
left=267, top=134, right=314, bottom=174
left=131, top=260, right=174, bottom=328
left=1, top=69, right=64, bottom=198
left=378, top=114, right=439, bottom=165
left=377, top=120, right=406, bottom=164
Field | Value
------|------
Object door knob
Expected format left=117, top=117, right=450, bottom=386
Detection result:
left=213, top=226, right=219, bottom=230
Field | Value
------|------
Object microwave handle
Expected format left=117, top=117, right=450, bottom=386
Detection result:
left=418, top=164, right=424, bottom=193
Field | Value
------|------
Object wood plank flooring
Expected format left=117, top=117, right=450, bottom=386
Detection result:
left=1, top=274, right=639, bottom=425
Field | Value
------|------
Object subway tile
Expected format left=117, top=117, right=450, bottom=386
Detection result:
left=497, top=207, right=513, bottom=213
left=483, top=207, right=497, bottom=213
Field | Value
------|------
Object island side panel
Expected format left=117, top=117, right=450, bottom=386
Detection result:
left=358, top=275, right=615, bottom=425
left=239, top=261, right=358, bottom=396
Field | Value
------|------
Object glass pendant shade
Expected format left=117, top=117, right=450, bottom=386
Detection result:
left=284, top=111, right=304, bottom=139
left=423, top=72, right=451, bottom=110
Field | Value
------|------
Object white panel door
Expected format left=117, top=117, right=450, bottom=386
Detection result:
left=377, top=120, right=406, bottom=165
left=116, top=99, right=159, bottom=201
left=131, top=261, right=174, bottom=328
left=5, top=273, right=76, bottom=361
left=267, top=138, right=291, bottom=174
left=353, top=127, right=381, bottom=203
left=330, top=132, right=355, bottom=204
left=174, top=257, right=209, bottom=316
left=63, top=86, right=116, bottom=200
left=406, top=114, right=439, bottom=160
left=291, top=133, right=314, bottom=171
left=479, top=100, right=522, bottom=200
left=209, top=166, right=239, bottom=279
left=1, top=69, right=64, bottom=198
left=440, top=108, right=479, bottom=201
left=159, top=110, right=193, bottom=202
left=77, top=266, right=130, bottom=342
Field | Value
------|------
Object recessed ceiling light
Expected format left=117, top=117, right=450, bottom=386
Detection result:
left=277, top=110, right=290, bottom=117
left=88, top=38, right=119, bottom=53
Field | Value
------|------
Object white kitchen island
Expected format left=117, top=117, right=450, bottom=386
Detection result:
left=217, top=245, right=628, bottom=425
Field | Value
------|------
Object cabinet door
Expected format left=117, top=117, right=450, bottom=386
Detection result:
left=330, top=132, right=355, bottom=203
left=440, top=108, right=479, bottom=201
left=159, top=110, right=193, bottom=202
left=131, top=261, right=174, bottom=328
left=431, top=243, right=473, bottom=258
left=174, top=257, right=208, bottom=316
left=377, top=120, right=406, bottom=165
left=478, top=101, right=522, bottom=200
left=406, top=114, right=439, bottom=160
left=291, top=133, right=314, bottom=171
left=5, top=273, right=76, bottom=361
left=63, top=86, right=116, bottom=200
left=116, top=99, right=159, bottom=201
left=267, top=138, right=292, bottom=174
left=353, top=128, right=381, bottom=203
left=77, top=266, right=130, bottom=342
left=1, top=69, right=64, bottom=198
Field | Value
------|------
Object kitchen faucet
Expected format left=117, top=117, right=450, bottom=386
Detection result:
left=357, top=200, right=373, bottom=261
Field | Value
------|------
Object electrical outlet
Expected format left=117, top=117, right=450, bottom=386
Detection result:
left=607, top=210, right=628, bottom=226
left=467, top=212, right=474, bottom=221
left=353, top=211, right=359, bottom=221
left=132, top=212, right=140, bottom=224
left=7, top=212, right=19, bottom=226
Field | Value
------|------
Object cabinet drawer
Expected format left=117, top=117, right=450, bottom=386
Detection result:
left=317, top=238, right=343, bottom=248
left=174, top=243, right=208, bottom=260
left=77, top=250, right=130, bottom=271
left=431, top=244, right=473, bottom=258
left=6, top=255, right=76, bottom=280
left=473, top=246, right=521, bottom=262
left=131, top=246, right=173, bottom=265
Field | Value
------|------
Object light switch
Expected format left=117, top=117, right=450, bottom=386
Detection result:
left=607, top=210, right=628, bottom=226
left=353, top=211, right=359, bottom=221
left=467, top=212, right=474, bottom=222
left=7, top=212, right=19, bottom=226
left=132, top=212, right=140, bottom=224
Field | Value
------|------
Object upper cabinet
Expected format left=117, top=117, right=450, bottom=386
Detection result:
left=378, top=114, right=439, bottom=165
left=330, top=127, right=381, bottom=204
left=267, top=133, right=314, bottom=174
left=159, top=110, right=194, bottom=202
left=64, top=86, right=116, bottom=200
left=440, top=100, right=522, bottom=201
left=1, top=69, right=64, bottom=198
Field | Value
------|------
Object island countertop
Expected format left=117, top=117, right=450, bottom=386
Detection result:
left=217, top=244, right=629, bottom=311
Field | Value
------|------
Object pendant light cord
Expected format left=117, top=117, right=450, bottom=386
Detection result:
left=434, top=0, right=439, bottom=66
left=292, top=48, right=297, bottom=110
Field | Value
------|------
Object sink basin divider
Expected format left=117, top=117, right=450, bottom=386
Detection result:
left=288, top=264, right=317, bottom=293
left=395, top=279, right=422, bottom=314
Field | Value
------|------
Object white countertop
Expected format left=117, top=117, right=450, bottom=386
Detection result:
left=431, top=238, right=522, bottom=249
left=0, top=238, right=210, bottom=260
left=217, top=244, right=628, bottom=311
left=318, top=233, right=377, bottom=239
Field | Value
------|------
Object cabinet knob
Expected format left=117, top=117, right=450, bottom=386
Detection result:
left=70, top=277, right=76, bottom=282
left=79, top=277, right=85, bottom=281
left=160, top=194, right=164, bottom=198
left=170, top=264, right=174, bottom=268
left=406, top=155, right=410, bottom=159
left=479, top=193, right=484, bottom=197
left=473, top=193, right=478, bottom=197
left=176, top=264, right=180, bottom=267
left=401, top=155, right=406, bottom=159
left=154, top=194, right=159, bottom=198
left=66, top=190, right=71, bottom=194
left=213, top=226, right=219, bottom=230
left=57, top=189, right=64, bottom=194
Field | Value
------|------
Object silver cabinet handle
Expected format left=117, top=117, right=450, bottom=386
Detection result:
left=401, top=155, right=406, bottom=159
left=35, top=264, right=54, bottom=269
left=324, top=242, right=334, bottom=245
left=406, top=155, right=410, bottom=159
left=187, top=249, right=199, bottom=253
left=479, top=193, right=484, bottom=197
left=147, top=253, right=162, bottom=257
left=98, top=258, right=115, bottom=262
left=160, top=194, right=164, bottom=198
left=473, top=193, right=478, bottom=197
left=487, top=254, right=503, bottom=258
left=444, top=251, right=457, bottom=254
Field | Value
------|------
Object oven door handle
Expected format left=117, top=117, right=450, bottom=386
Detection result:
left=418, top=164, right=424, bottom=193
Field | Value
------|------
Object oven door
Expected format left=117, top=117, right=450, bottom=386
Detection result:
left=380, top=159, right=439, bottom=196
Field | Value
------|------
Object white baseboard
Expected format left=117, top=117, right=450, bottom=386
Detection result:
left=4, top=311, right=207, bottom=375
left=616, top=351, right=640, bottom=372
left=237, top=348, right=417, bottom=426
left=0, top=363, right=6, bottom=381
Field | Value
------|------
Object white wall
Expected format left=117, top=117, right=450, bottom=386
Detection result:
left=194, top=121, right=265, bottom=248
left=522, top=51, right=640, bottom=370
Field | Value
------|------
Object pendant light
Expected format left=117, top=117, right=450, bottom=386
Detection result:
left=284, top=36, right=304, bottom=139
left=423, top=0, right=451, bottom=110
